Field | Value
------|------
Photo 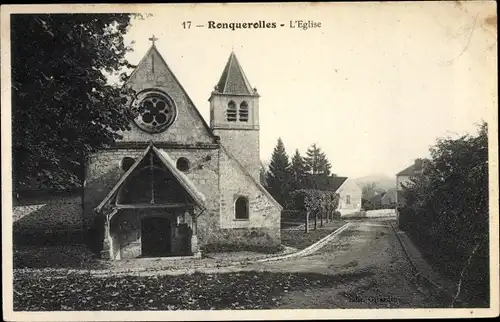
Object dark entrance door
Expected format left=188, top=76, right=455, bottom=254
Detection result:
left=141, top=217, right=172, bottom=257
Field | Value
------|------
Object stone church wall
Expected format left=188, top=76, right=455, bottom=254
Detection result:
left=215, top=129, right=260, bottom=181
left=210, top=148, right=281, bottom=247
left=84, top=146, right=223, bottom=255
left=161, top=148, right=222, bottom=245
left=84, top=149, right=145, bottom=228
left=116, top=47, right=215, bottom=145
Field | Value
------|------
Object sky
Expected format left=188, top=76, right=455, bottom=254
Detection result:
left=118, top=2, right=496, bottom=178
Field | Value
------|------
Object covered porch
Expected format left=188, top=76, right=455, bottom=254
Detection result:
left=94, top=144, right=206, bottom=260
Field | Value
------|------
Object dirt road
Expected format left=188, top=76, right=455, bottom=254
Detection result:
left=246, top=218, right=449, bottom=308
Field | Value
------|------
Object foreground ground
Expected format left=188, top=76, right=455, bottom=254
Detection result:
left=246, top=218, right=451, bottom=308
left=13, top=217, right=453, bottom=310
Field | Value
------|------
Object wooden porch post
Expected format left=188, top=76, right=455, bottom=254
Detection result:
left=190, top=210, right=199, bottom=255
left=100, top=209, right=117, bottom=260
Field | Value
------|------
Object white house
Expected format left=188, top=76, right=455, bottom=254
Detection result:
left=330, top=177, right=362, bottom=216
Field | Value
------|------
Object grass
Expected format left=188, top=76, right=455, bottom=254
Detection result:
left=13, top=245, right=110, bottom=270
left=13, top=270, right=374, bottom=311
left=201, top=243, right=284, bottom=255
left=280, top=220, right=347, bottom=250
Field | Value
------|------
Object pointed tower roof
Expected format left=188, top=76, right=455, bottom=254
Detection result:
left=215, top=51, right=255, bottom=96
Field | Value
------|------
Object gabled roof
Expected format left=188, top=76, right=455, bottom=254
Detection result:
left=397, top=159, right=427, bottom=176
left=397, top=164, right=417, bottom=176
left=215, top=51, right=255, bottom=96
left=94, top=144, right=206, bottom=213
left=328, top=176, right=349, bottom=192
left=302, top=175, right=348, bottom=192
left=125, top=44, right=219, bottom=142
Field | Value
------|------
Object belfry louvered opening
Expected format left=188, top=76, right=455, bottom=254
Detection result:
left=239, top=101, right=249, bottom=122
left=227, top=100, right=237, bottom=122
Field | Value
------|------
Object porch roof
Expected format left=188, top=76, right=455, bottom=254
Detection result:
left=94, top=144, right=206, bottom=213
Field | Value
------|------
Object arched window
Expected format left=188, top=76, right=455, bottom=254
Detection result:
left=227, top=101, right=237, bottom=122
left=235, top=196, right=249, bottom=219
left=239, top=101, right=249, bottom=122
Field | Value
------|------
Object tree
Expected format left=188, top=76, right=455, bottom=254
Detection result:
left=266, top=138, right=292, bottom=206
left=290, top=149, right=307, bottom=190
left=400, top=121, right=489, bottom=306
left=304, top=143, right=332, bottom=176
left=361, top=182, right=377, bottom=200
left=12, top=14, right=140, bottom=190
left=259, top=161, right=268, bottom=188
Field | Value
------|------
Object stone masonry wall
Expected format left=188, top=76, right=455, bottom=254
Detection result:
left=84, top=149, right=145, bottom=228
left=210, top=148, right=281, bottom=246
left=13, top=195, right=83, bottom=232
left=117, top=47, right=215, bottom=145
left=84, top=147, right=222, bottom=241
left=210, top=93, right=260, bottom=182
left=160, top=148, right=221, bottom=244
left=215, top=129, right=260, bottom=182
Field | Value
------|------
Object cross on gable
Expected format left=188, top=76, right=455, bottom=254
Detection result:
left=148, top=34, right=159, bottom=46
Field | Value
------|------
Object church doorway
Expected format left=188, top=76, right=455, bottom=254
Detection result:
left=141, top=217, right=172, bottom=257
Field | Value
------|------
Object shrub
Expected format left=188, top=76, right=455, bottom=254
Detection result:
left=399, top=122, right=489, bottom=305
left=281, top=210, right=306, bottom=222
left=333, top=211, right=341, bottom=220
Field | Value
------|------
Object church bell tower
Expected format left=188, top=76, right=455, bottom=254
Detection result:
left=209, top=51, right=261, bottom=181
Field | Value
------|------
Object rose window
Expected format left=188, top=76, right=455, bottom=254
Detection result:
left=131, top=91, right=176, bottom=133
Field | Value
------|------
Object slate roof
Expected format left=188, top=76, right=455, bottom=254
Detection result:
left=302, top=175, right=348, bottom=192
left=215, top=52, right=255, bottom=96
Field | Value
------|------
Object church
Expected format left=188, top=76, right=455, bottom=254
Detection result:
left=82, top=38, right=282, bottom=260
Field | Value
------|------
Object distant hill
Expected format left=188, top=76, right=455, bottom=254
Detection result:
left=355, top=174, right=396, bottom=191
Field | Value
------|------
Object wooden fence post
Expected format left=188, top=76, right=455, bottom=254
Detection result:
left=305, top=211, right=309, bottom=232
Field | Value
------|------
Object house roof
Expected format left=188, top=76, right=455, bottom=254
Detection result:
left=94, top=144, right=206, bottom=213
left=302, top=175, right=348, bottom=192
left=397, top=164, right=417, bottom=176
left=327, top=176, right=348, bottom=192
left=215, top=51, right=256, bottom=96
left=397, top=159, right=427, bottom=176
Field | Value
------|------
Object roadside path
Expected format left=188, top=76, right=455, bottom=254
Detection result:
left=245, top=218, right=449, bottom=308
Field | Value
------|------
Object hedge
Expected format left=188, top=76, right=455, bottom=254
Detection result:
left=398, top=122, right=489, bottom=306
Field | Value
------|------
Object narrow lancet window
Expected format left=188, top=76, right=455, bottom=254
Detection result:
left=239, top=101, right=249, bottom=122
left=227, top=101, right=237, bottom=122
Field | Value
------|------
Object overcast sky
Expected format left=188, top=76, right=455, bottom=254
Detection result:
left=120, top=2, right=496, bottom=178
